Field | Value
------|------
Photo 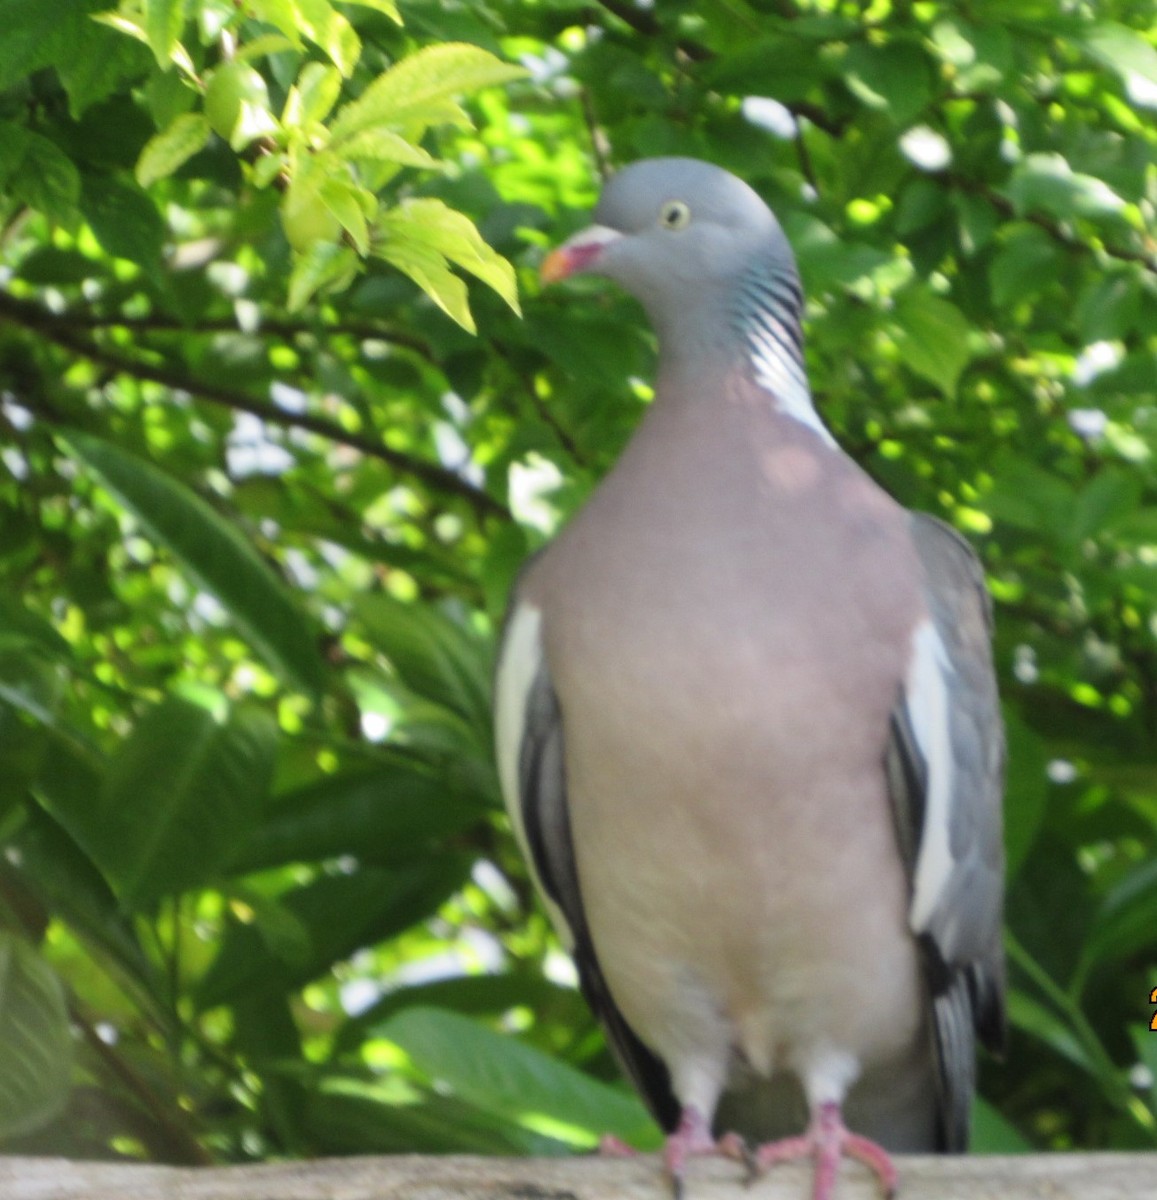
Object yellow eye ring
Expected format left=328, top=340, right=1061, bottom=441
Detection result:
left=658, top=200, right=691, bottom=230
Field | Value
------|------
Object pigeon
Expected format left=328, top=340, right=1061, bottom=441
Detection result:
left=494, top=157, right=1005, bottom=1199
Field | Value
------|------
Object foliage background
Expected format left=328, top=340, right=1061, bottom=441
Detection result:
left=1, top=0, right=1156, bottom=1165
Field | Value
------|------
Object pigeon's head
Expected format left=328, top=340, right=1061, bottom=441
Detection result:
left=542, top=158, right=798, bottom=340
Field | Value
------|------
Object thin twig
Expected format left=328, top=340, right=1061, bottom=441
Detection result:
left=72, top=1004, right=215, bottom=1166
left=0, top=292, right=510, bottom=520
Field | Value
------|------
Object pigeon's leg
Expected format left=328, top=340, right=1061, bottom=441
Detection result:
left=663, top=1106, right=747, bottom=1200
left=751, top=1101, right=897, bottom=1200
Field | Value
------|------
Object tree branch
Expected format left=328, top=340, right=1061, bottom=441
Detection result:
left=946, top=174, right=1157, bottom=276
left=50, top=310, right=438, bottom=360
left=0, top=291, right=510, bottom=521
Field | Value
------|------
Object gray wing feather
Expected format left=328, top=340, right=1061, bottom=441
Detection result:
left=496, top=596, right=681, bottom=1132
left=888, top=513, right=1006, bottom=1150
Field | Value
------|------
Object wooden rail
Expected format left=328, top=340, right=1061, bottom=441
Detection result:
left=4, top=1152, right=1156, bottom=1200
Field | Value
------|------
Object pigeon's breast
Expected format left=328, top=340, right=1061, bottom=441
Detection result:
left=522, top=387, right=929, bottom=1114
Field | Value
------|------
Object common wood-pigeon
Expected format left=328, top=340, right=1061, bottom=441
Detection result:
left=494, top=158, right=1005, bottom=1200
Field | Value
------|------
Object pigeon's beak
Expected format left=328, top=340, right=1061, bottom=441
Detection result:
left=541, top=224, right=622, bottom=284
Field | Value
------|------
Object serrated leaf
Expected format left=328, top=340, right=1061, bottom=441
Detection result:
left=284, top=62, right=343, bottom=127
left=62, top=432, right=325, bottom=696
left=336, top=128, right=443, bottom=170
left=76, top=696, right=278, bottom=908
left=320, top=178, right=371, bottom=255
left=890, top=289, right=972, bottom=396
left=135, top=112, right=210, bottom=187
left=378, top=198, right=519, bottom=316
left=0, top=935, right=72, bottom=1140
left=294, top=0, right=361, bottom=76
left=329, top=42, right=526, bottom=144
left=144, top=0, right=186, bottom=68
left=379, top=1007, right=658, bottom=1148
left=287, top=241, right=359, bottom=310
left=375, top=235, right=474, bottom=331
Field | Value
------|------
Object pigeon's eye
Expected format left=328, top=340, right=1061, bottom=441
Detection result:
left=658, top=200, right=691, bottom=230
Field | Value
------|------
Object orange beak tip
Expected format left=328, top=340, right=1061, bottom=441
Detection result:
left=540, top=247, right=573, bottom=285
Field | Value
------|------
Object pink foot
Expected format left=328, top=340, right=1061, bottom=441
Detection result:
left=663, top=1106, right=747, bottom=1199
left=597, top=1134, right=637, bottom=1157
left=752, top=1101, right=897, bottom=1200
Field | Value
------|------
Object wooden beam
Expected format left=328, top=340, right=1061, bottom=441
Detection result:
left=3, top=1152, right=1156, bottom=1200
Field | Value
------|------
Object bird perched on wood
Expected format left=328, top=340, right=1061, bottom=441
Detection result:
left=494, top=158, right=1005, bottom=1200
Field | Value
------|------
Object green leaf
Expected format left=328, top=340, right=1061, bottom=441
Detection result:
left=70, top=696, right=277, bottom=909
left=144, top=0, right=186, bottom=68
left=329, top=42, right=526, bottom=144
left=14, top=133, right=80, bottom=224
left=971, top=1095, right=1032, bottom=1154
left=62, top=431, right=325, bottom=696
left=294, top=0, right=361, bottom=77
left=1003, top=711, right=1048, bottom=880
left=379, top=1007, right=659, bottom=1148
left=197, top=858, right=471, bottom=1007
left=1080, top=21, right=1157, bottom=86
left=375, top=234, right=474, bottom=330
left=204, top=62, right=278, bottom=150
left=228, top=761, right=486, bottom=873
left=13, top=805, right=157, bottom=1009
left=135, top=112, right=210, bottom=187
left=336, top=972, right=585, bottom=1055
left=342, top=0, right=402, bottom=21
left=842, top=40, right=932, bottom=125
left=1007, top=153, right=1126, bottom=222
left=245, top=0, right=304, bottom=47
left=306, top=1083, right=567, bottom=1156
left=80, top=175, right=165, bottom=271
left=320, top=178, right=372, bottom=255
left=983, top=453, right=1077, bottom=543
left=890, top=289, right=973, bottom=396
left=1073, top=468, right=1142, bottom=540
left=0, top=594, right=71, bottom=660
left=374, top=198, right=520, bottom=330
left=0, top=935, right=72, bottom=1140
left=989, top=225, right=1059, bottom=308
left=1079, top=859, right=1157, bottom=980
left=354, top=594, right=491, bottom=735
left=287, top=241, right=360, bottom=310
left=784, top=215, right=890, bottom=293
left=284, top=62, right=343, bottom=127
left=336, top=128, right=444, bottom=170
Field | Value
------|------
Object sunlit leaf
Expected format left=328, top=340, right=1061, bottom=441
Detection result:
left=380, top=1007, right=660, bottom=1148
left=135, top=112, right=210, bottom=186
left=59, top=695, right=277, bottom=909
left=890, top=289, right=973, bottom=396
left=329, top=42, right=526, bottom=143
left=62, top=432, right=325, bottom=696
